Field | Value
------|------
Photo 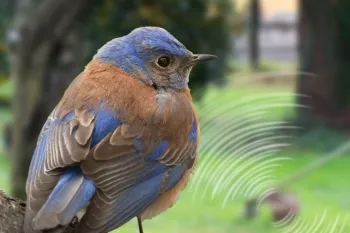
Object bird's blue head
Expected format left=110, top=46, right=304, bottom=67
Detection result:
left=94, top=27, right=217, bottom=91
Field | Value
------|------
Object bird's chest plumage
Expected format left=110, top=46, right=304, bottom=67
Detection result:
left=147, top=91, right=195, bottom=141
left=135, top=92, right=198, bottom=220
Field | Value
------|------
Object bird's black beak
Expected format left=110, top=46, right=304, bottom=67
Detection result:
left=190, top=54, right=218, bottom=65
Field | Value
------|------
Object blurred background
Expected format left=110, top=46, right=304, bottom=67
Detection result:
left=0, top=0, right=350, bottom=232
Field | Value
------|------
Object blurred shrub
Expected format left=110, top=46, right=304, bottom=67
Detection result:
left=85, top=0, right=235, bottom=99
left=0, top=0, right=14, bottom=77
left=292, top=126, right=348, bottom=153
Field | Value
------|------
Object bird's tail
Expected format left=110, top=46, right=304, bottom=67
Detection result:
left=32, top=168, right=95, bottom=231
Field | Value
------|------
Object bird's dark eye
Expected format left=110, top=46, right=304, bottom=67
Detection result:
left=157, top=56, right=171, bottom=68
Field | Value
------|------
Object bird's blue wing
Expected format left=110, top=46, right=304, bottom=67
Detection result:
left=25, top=108, right=121, bottom=232
left=75, top=113, right=198, bottom=233
left=78, top=164, right=186, bottom=233
left=32, top=168, right=96, bottom=229
left=25, top=106, right=197, bottom=233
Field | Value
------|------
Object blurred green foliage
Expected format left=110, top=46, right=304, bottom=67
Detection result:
left=332, top=1, right=350, bottom=109
left=0, top=0, right=14, bottom=77
left=86, top=0, right=234, bottom=98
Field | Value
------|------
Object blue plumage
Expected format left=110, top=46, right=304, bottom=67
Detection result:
left=97, top=164, right=186, bottom=232
left=61, top=111, right=75, bottom=122
left=131, top=27, right=189, bottom=57
left=147, top=140, right=169, bottom=160
left=33, top=168, right=96, bottom=228
left=189, top=120, right=197, bottom=141
left=91, top=110, right=121, bottom=148
left=29, top=108, right=179, bottom=230
left=100, top=175, right=162, bottom=232
left=163, top=165, right=187, bottom=191
left=94, top=27, right=189, bottom=85
left=26, top=127, right=48, bottom=191
left=27, top=113, right=73, bottom=188
left=94, top=36, right=145, bottom=74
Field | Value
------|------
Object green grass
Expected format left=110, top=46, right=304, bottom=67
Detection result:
left=195, top=85, right=296, bottom=121
left=0, top=80, right=349, bottom=233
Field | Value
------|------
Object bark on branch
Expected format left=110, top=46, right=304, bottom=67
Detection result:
left=0, top=191, right=77, bottom=233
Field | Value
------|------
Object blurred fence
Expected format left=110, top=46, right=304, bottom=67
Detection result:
left=235, top=21, right=297, bottom=62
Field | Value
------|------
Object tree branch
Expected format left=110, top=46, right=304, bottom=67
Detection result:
left=0, top=191, right=78, bottom=233
left=0, top=191, right=25, bottom=233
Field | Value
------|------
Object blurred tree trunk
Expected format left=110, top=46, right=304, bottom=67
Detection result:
left=9, top=0, right=89, bottom=199
left=249, top=0, right=261, bottom=70
left=297, top=0, right=350, bottom=130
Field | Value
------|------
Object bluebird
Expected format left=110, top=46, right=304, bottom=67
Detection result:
left=24, top=26, right=217, bottom=233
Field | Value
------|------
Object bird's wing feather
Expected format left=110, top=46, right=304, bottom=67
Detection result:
left=76, top=111, right=198, bottom=232
left=25, top=103, right=197, bottom=233
left=77, top=164, right=187, bottom=233
left=25, top=108, right=99, bottom=232
left=32, top=168, right=96, bottom=229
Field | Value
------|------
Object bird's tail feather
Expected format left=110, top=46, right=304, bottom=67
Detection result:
left=33, top=168, right=95, bottom=231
